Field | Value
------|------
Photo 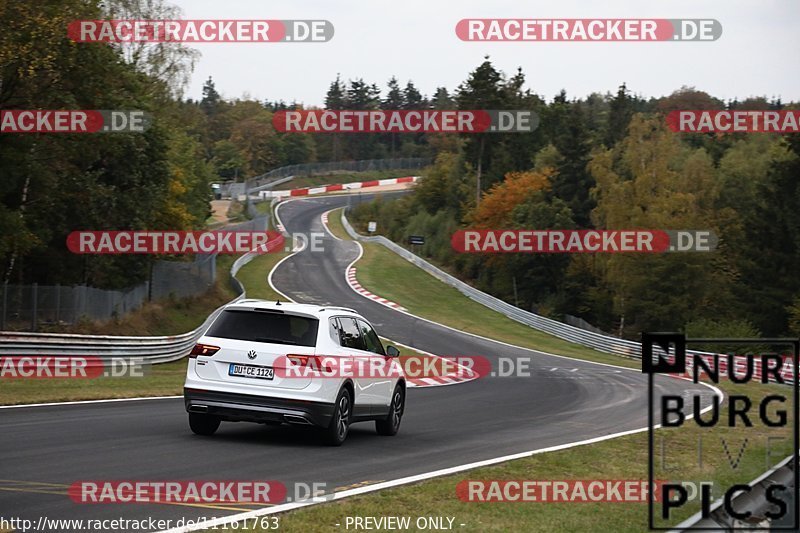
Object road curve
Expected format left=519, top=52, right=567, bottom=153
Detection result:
left=0, top=193, right=702, bottom=532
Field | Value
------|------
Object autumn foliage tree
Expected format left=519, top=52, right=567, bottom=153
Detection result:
left=469, top=170, right=552, bottom=228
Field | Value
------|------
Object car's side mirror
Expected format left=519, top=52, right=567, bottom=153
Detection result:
left=386, top=345, right=400, bottom=357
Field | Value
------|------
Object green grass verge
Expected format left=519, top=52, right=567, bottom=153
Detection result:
left=0, top=358, right=189, bottom=405
left=324, top=207, right=351, bottom=241
left=235, top=251, right=290, bottom=302
left=351, top=224, right=639, bottom=369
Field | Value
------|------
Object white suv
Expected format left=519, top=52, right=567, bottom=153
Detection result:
left=183, top=300, right=406, bottom=445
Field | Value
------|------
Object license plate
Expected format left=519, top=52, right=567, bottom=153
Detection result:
left=229, top=363, right=274, bottom=380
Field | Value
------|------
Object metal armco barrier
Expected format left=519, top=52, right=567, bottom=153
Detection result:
left=340, top=209, right=797, bottom=374
left=670, top=455, right=795, bottom=531
left=339, top=210, right=646, bottom=359
left=0, top=235, right=283, bottom=364
left=244, top=157, right=431, bottom=193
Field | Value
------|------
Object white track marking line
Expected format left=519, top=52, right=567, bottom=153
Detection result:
left=0, top=396, right=181, bottom=409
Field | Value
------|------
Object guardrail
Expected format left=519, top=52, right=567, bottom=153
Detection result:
left=245, top=157, right=431, bottom=192
left=339, top=209, right=800, bottom=375
left=670, top=454, right=795, bottom=531
left=0, top=235, right=283, bottom=364
left=339, top=210, right=644, bottom=359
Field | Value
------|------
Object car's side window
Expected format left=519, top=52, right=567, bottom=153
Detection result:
left=338, top=317, right=365, bottom=350
left=358, top=319, right=385, bottom=355
left=329, top=317, right=343, bottom=345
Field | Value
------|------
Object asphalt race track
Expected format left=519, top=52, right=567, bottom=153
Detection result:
left=0, top=193, right=708, bottom=532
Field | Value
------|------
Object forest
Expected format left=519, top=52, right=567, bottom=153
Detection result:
left=2, top=1, right=798, bottom=339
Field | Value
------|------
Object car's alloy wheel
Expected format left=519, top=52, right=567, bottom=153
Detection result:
left=376, top=386, right=404, bottom=436
left=336, top=393, right=350, bottom=440
left=322, top=388, right=352, bottom=446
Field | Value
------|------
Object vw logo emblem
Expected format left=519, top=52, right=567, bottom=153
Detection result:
left=247, top=350, right=257, bottom=360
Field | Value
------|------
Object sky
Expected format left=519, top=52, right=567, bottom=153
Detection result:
left=169, top=0, right=800, bottom=106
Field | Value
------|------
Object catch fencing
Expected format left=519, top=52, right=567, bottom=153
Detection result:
left=0, top=217, right=268, bottom=331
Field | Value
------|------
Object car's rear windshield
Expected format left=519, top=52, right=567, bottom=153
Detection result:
left=206, top=309, right=319, bottom=347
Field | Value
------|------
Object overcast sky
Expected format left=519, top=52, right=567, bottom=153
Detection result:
left=170, top=0, right=799, bottom=106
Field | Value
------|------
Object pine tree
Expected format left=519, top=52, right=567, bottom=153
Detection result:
left=200, top=76, right=221, bottom=116
left=605, top=82, right=634, bottom=147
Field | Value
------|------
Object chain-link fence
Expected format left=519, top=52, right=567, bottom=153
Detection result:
left=1, top=216, right=269, bottom=331
left=218, top=157, right=431, bottom=198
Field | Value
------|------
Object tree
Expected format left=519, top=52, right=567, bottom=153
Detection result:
left=383, top=77, right=404, bottom=110
left=457, top=57, right=506, bottom=204
left=0, top=0, right=200, bottom=288
left=200, top=76, right=221, bottom=116
left=104, top=0, right=199, bottom=96
left=383, top=77, right=404, bottom=154
left=605, top=83, right=635, bottom=147
left=325, top=74, right=347, bottom=109
left=735, top=135, right=800, bottom=334
left=211, top=140, right=246, bottom=180
left=550, top=102, right=594, bottom=226
left=470, top=170, right=552, bottom=229
left=589, top=114, right=733, bottom=335
left=402, top=81, right=425, bottom=109
left=431, top=87, right=454, bottom=109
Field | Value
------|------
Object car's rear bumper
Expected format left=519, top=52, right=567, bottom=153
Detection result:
left=184, top=388, right=335, bottom=428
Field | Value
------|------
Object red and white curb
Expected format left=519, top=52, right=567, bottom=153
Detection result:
left=346, top=267, right=406, bottom=311
left=393, top=341, right=480, bottom=389
left=344, top=268, right=478, bottom=388
left=406, top=372, right=479, bottom=388
left=261, top=176, right=419, bottom=199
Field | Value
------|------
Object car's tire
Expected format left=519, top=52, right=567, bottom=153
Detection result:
left=321, top=388, right=352, bottom=446
left=189, top=413, right=221, bottom=436
left=376, top=385, right=404, bottom=436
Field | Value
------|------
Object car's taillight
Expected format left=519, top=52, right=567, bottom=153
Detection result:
left=190, top=343, right=220, bottom=358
